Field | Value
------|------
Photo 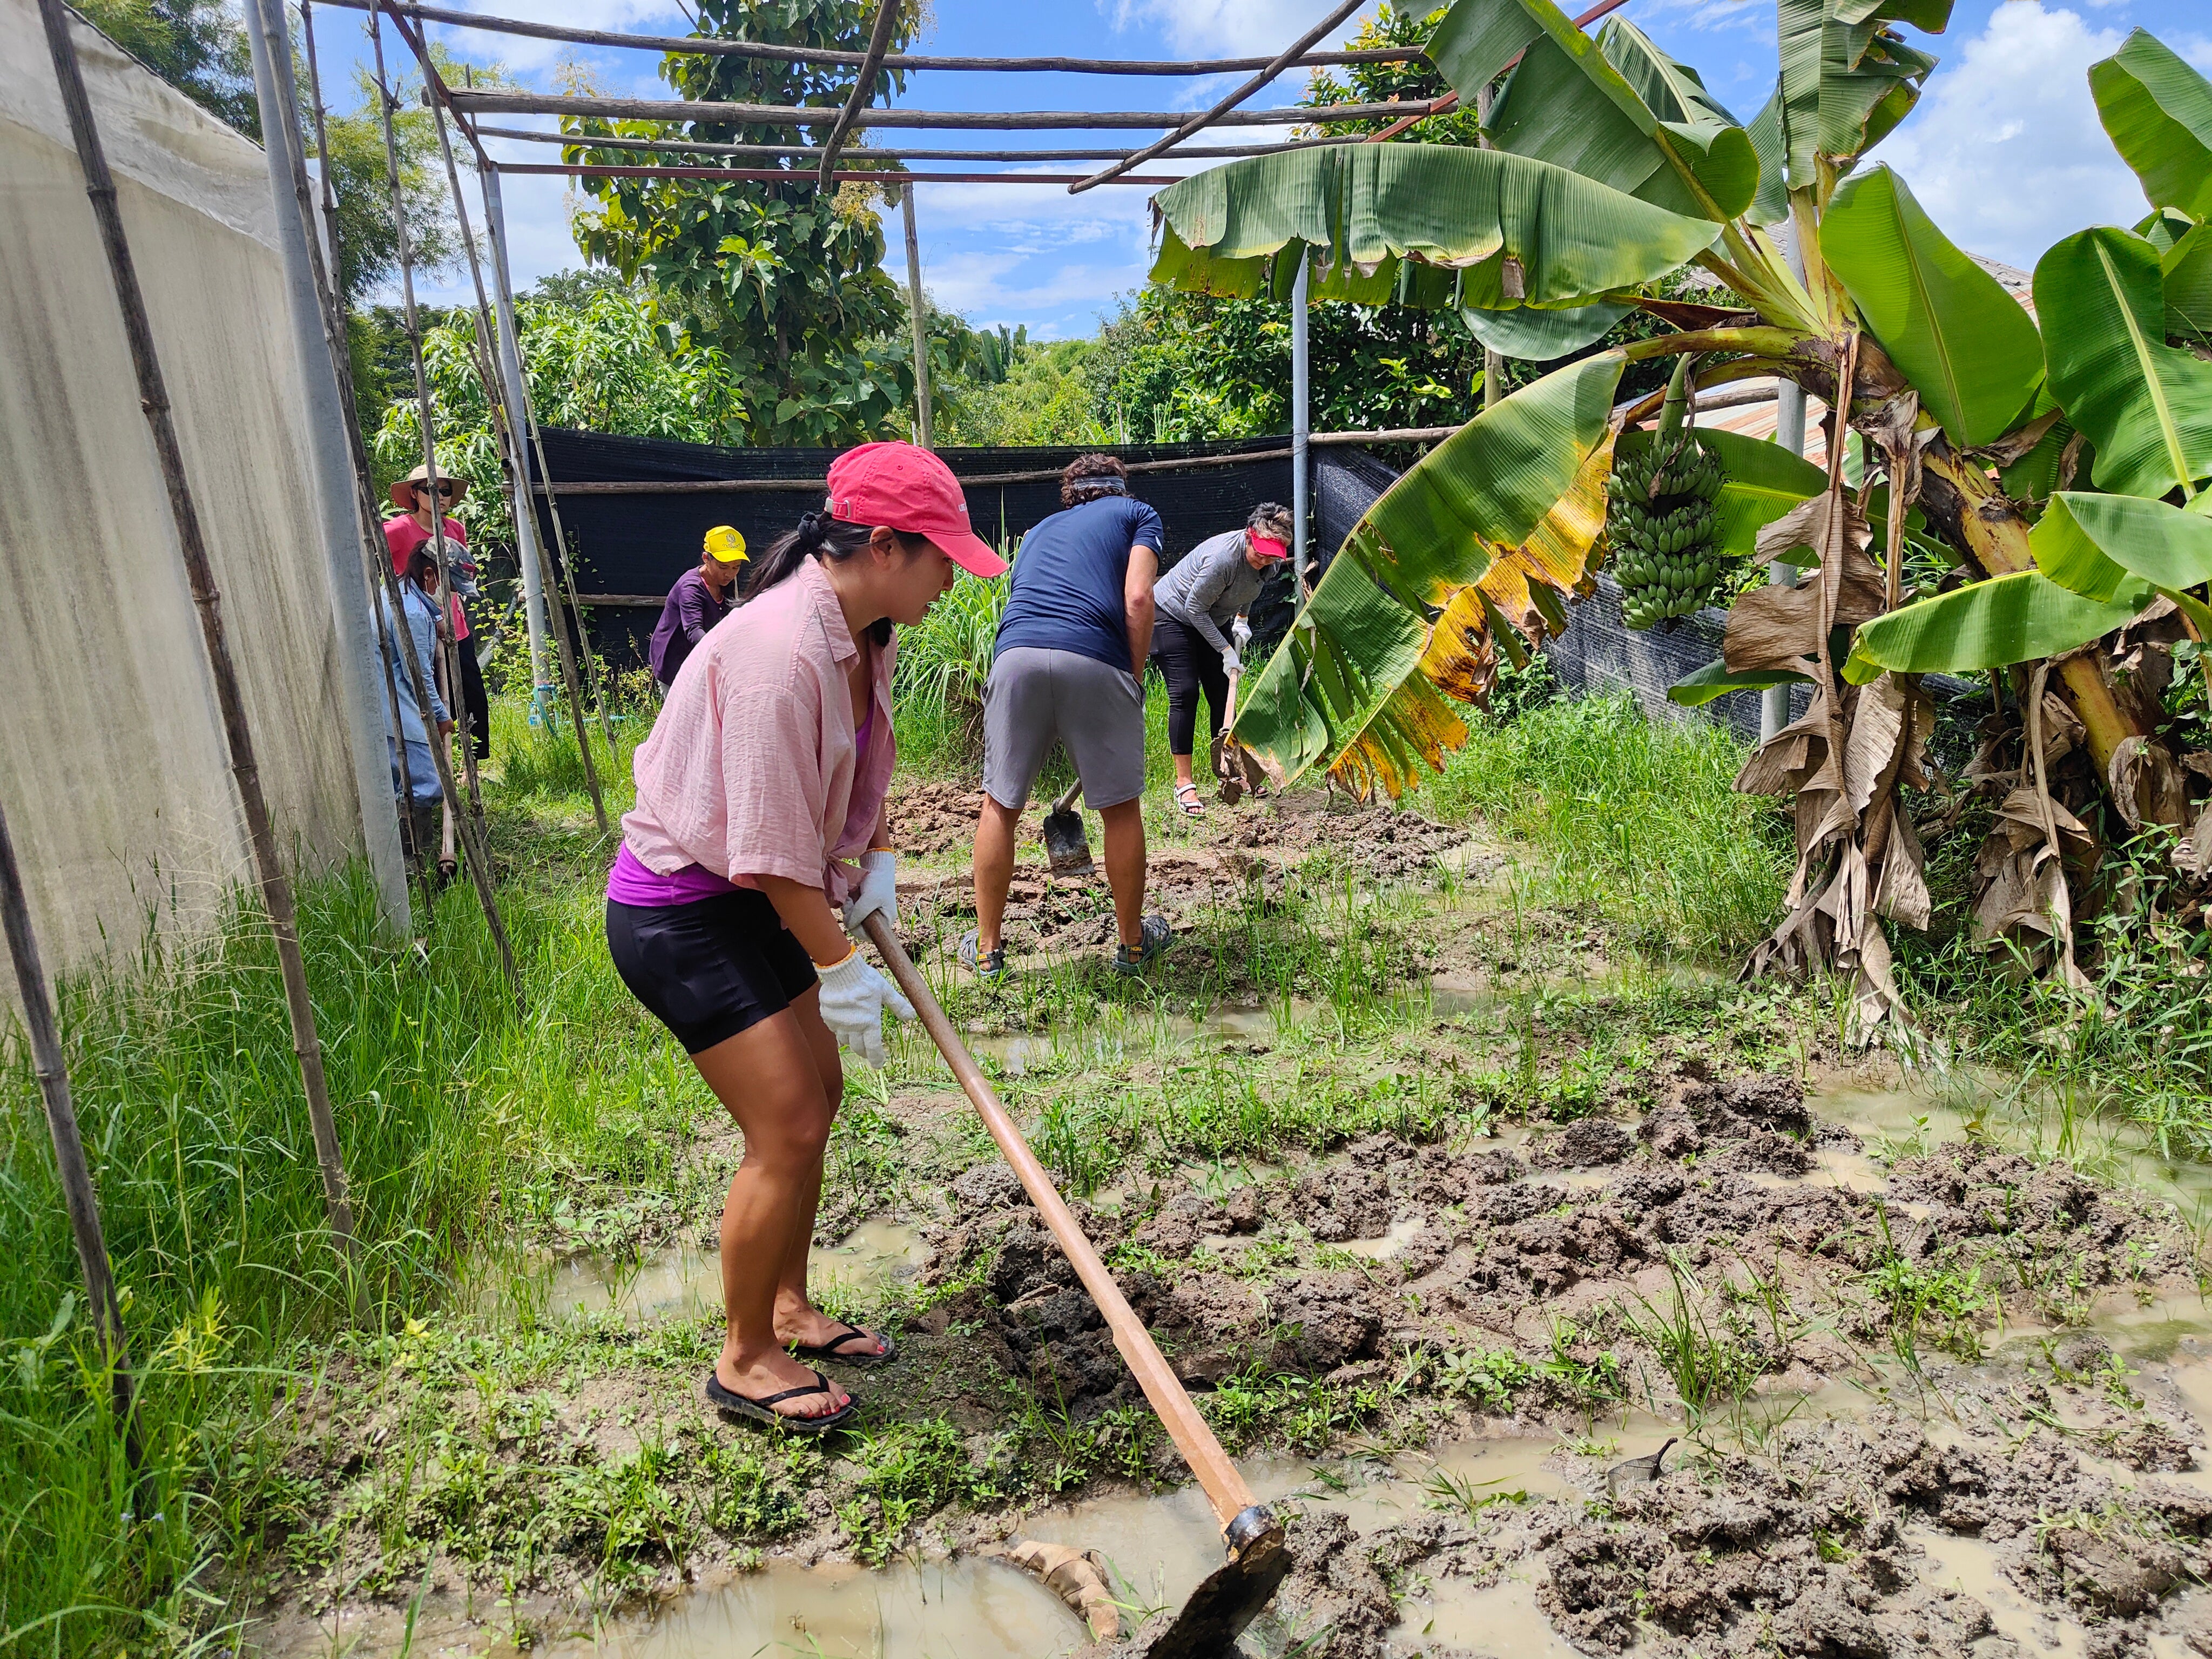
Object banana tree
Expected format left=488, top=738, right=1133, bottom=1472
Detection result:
left=1154, top=0, right=2212, bottom=1026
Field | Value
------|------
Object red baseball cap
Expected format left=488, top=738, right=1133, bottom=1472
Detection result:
left=825, top=442, right=1007, bottom=577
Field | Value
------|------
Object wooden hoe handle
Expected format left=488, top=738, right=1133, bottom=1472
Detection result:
left=863, top=913, right=1261, bottom=1536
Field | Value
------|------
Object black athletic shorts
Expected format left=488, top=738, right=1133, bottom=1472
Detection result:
left=605, top=889, right=818, bottom=1055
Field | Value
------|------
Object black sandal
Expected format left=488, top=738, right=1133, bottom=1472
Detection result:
left=792, top=1320, right=898, bottom=1369
left=704, top=1367, right=857, bottom=1434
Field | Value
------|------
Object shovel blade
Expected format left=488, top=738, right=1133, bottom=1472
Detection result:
left=1138, top=1534, right=1292, bottom=1659
left=1042, top=806, right=1093, bottom=878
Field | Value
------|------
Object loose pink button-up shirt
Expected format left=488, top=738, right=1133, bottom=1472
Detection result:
left=621, top=556, right=895, bottom=905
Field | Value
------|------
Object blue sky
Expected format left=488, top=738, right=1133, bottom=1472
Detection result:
left=321, top=0, right=2212, bottom=339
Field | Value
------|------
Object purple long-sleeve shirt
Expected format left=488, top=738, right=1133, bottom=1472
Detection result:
left=649, top=567, right=734, bottom=687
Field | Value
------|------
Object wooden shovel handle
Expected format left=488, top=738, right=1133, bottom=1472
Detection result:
left=862, top=913, right=1259, bottom=1535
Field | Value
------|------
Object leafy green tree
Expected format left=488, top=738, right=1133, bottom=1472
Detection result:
left=77, top=0, right=258, bottom=134
left=567, top=0, right=925, bottom=446
left=1301, top=3, right=1484, bottom=146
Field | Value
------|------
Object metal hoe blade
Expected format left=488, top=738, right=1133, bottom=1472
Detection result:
left=1042, top=779, right=1092, bottom=878
left=1140, top=1516, right=1292, bottom=1658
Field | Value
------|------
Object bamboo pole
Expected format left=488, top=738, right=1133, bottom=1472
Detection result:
left=365, top=3, right=527, bottom=1012
left=397, top=25, right=606, bottom=835
left=295, top=0, right=517, bottom=942
left=1292, top=254, right=1311, bottom=611
left=474, top=164, right=620, bottom=768
left=447, top=89, right=1451, bottom=129
left=367, top=10, right=486, bottom=827
left=501, top=164, right=1184, bottom=185
left=1070, top=0, right=1364, bottom=193
left=36, top=0, right=359, bottom=1263
left=901, top=183, right=932, bottom=448
left=472, top=125, right=1363, bottom=163
left=311, top=0, right=1421, bottom=73
left=0, top=798, right=142, bottom=1467
left=818, top=0, right=899, bottom=189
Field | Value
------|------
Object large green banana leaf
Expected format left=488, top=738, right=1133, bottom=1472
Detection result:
left=2031, top=491, right=2212, bottom=634
left=1427, top=0, right=1758, bottom=222
left=1232, top=352, right=1627, bottom=792
left=1614, top=424, right=1829, bottom=554
left=1775, top=0, right=1950, bottom=186
left=2034, top=226, right=2212, bottom=500
left=1462, top=300, right=1629, bottom=360
left=1744, top=92, right=1789, bottom=226
left=1147, top=144, right=1718, bottom=311
left=1818, top=165, right=2043, bottom=446
left=2090, top=29, right=2212, bottom=222
left=2167, top=223, right=2212, bottom=345
left=1843, top=570, right=2150, bottom=684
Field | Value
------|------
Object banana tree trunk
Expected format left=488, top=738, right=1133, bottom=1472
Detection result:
left=1917, top=444, right=2144, bottom=771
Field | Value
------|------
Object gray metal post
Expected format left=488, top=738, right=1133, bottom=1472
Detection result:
left=245, top=0, right=410, bottom=935
left=1292, top=249, right=1311, bottom=609
left=1761, top=221, right=1809, bottom=744
left=477, top=166, right=554, bottom=716
left=901, top=182, right=933, bottom=448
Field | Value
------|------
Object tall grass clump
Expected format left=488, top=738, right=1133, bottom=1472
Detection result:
left=1425, top=691, right=1791, bottom=960
left=1, top=849, right=650, bottom=1655
left=892, top=566, right=1009, bottom=772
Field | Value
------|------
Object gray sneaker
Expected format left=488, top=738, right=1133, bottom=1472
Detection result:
left=1112, top=914, right=1171, bottom=977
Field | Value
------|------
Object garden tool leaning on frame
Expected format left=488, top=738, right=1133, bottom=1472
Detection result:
left=862, top=911, right=1293, bottom=1654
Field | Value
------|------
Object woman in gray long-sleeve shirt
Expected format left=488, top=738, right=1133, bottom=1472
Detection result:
left=1150, top=502, right=1295, bottom=814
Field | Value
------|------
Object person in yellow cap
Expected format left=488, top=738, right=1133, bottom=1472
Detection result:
left=651, top=525, right=747, bottom=690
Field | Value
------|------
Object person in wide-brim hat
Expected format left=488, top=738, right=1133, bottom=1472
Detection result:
left=389, top=463, right=469, bottom=512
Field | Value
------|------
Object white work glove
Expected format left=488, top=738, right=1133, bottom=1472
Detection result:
left=1230, top=617, right=1252, bottom=653
left=1221, top=646, right=1243, bottom=677
left=815, top=947, right=915, bottom=1067
left=841, top=849, right=897, bottom=936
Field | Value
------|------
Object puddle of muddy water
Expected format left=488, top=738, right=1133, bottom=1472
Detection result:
left=1911, top=1527, right=2089, bottom=1659
left=538, top=1556, right=1081, bottom=1659
left=489, top=1222, right=926, bottom=1324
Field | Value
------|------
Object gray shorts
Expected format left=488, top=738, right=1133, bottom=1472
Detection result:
left=982, top=646, right=1147, bottom=811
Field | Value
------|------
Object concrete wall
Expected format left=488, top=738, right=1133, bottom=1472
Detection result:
left=0, top=0, right=375, bottom=983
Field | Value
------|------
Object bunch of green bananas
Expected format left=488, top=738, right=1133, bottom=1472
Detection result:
left=1603, top=358, right=1731, bottom=630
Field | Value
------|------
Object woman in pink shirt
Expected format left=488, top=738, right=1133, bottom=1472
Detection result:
left=606, top=443, right=1006, bottom=1433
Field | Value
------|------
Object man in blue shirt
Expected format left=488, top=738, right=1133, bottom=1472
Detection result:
left=968, top=455, right=1169, bottom=980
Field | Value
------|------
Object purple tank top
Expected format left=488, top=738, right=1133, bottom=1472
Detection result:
left=607, top=706, right=874, bottom=908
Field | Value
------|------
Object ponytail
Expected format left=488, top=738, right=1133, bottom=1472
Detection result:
left=743, top=508, right=919, bottom=648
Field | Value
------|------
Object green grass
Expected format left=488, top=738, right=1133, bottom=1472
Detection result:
left=1420, top=692, right=1794, bottom=962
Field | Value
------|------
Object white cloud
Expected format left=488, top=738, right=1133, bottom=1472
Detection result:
left=423, top=0, right=694, bottom=73
left=1877, top=2, right=2150, bottom=271
left=1100, top=0, right=1379, bottom=60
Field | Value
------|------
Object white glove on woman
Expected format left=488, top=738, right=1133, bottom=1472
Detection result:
left=1221, top=646, right=1243, bottom=677
left=1231, top=617, right=1252, bottom=653
left=815, top=947, right=914, bottom=1067
left=841, top=849, right=898, bottom=936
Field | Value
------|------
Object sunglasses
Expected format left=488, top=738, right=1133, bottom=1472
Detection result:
left=415, top=482, right=461, bottom=498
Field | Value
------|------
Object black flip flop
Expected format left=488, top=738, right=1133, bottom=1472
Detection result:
left=792, top=1320, right=898, bottom=1369
left=703, top=1367, right=857, bottom=1434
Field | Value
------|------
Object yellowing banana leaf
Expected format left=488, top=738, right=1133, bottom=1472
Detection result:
left=1429, top=0, right=1758, bottom=222
left=2090, top=28, right=2212, bottom=222
left=1613, top=424, right=1830, bottom=555
left=1232, top=352, right=1627, bottom=791
left=2167, top=222, right=2212, bottom=345
left=1146, top=145, right=1717, bottom=312
left=1667, top=660, right=1813, bottom=708
left=1475, top=430, right=1616, bottom=630
left=1776, top=0, right=1948, bottom=185
left=1462, top=300, right=1630, bottom=361
left=2034, top=226, right=2212, bottom=500
left=1819, top=165, right=2044, bottom=446
left=2032, top=493, right=2212, bottom=618
left=1842, top=570, right=2150, bottom=685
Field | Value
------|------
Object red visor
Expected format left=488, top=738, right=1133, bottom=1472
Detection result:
left=825, top=442, right=1007, bottom=577
left=1247, top=534, right=1290, bottom=562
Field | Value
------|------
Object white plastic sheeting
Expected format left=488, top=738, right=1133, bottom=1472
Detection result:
left=1, top=0, right=383, bottom=983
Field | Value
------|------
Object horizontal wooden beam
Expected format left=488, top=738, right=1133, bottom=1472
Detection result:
left=316, top=0, right=1424, bottom=74
left=504, top=164, right=1185, bottom=184
left=471, top=124, right=1357, bottom=164
left=450, top=89, right=1442, bottom=131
